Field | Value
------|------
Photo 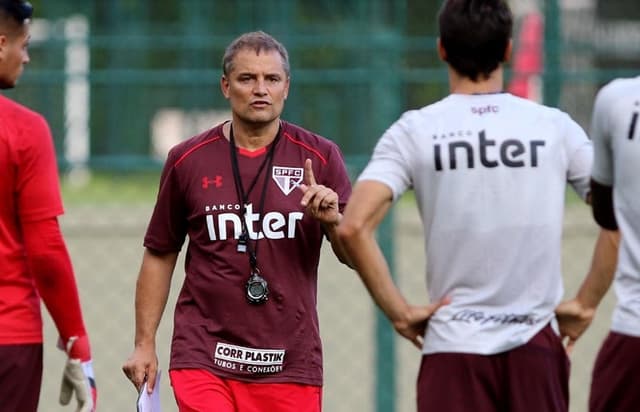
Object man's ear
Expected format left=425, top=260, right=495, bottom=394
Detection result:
left=284, top=76, right=290, bottom=100
left=220, top=75, right=230, bottom=99
left=0, top=34, right=7, bottom=58
left=503, top=39, right=513, bottom=63
left=437, top=38, right=447, bottom=62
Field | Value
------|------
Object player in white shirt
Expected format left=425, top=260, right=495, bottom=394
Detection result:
left=337, top=1, right=609, bottom=411
left=562, top=76, right=640, bottom=412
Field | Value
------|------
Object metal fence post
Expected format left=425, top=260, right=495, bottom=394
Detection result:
left=370, top=1, right=406, bottom=410
left=543, top=0, right=562, bottom=107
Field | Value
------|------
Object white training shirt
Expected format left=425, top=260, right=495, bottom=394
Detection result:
left=359, top=93, right=592, bottom=355
left=591, top=76, right=640, bottom=338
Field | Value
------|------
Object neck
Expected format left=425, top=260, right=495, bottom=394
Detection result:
left=225, top=119, right=280, bottom=150
left=448, top=66, right=504, bottom=95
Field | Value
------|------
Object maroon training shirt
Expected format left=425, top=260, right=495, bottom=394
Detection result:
left=144, top=120, right=351, bottom=386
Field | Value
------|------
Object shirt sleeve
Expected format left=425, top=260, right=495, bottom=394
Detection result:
left=16, top=113, right=64, bottom=222
left=357, top=112, right=414, bottom=201
left=144, top=148, right=189, bottom=253
left=563, top=113, right=593, bottom=200
left=590, top=86, right=614, bottom=186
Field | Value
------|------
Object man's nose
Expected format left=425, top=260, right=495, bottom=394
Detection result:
left=253, top=78, right=267, bottom=94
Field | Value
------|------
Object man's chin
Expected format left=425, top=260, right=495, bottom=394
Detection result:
left=0, top=82, right=16, bottom=90
left=243, top=114, right=279, bottom=126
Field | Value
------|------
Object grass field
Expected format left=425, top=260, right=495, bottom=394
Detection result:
left=61, top=172, right=161, bottom=205
left=37, top=174, right=611, bottom=411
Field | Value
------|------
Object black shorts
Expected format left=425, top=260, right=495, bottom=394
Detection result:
left=0, top=343, right=43, bottom=412
left=417, top=324, right=569, bottom=412
left=590, top=331, right=640, bottom=412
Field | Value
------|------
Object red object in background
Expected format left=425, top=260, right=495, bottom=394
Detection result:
left=508, top=12, right=543, bottom=102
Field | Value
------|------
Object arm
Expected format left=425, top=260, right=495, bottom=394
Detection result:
left=575, top=229, right=619, bottom=307
left=22, top=217, right=97, bottom=411
left=321, top=216, right=352, bottom=267
left=122, top=248, right=178, bottom=392
left=556, top=90, right=620, bottom=354
left=17, top=113, right=88, bottom=348
left=22, top=217, right=88, bottom=351
left=337, top=180, right=449, bottom=348
left=555, top=228, right=619, bottom=354
left=16, top=108, right=97, bottom=410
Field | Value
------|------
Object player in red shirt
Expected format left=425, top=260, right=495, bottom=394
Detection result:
left=0, top=1, right=96, bottom=411
left=122, top=31, right=352, bottom=411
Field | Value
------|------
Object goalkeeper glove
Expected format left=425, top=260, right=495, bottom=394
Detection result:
left=59, top=335, right=97, bottom=412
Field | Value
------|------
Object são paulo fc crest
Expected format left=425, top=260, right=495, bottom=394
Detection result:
left=272, top=166, right=303, bottom=195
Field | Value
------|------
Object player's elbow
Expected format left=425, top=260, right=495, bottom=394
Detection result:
left=336, top=217, right=365, bottom=244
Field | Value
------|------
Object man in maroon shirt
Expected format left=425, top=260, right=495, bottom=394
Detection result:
left=122, top=31, right=352, bottom=411
left=0, top=1, right=96, bottom=411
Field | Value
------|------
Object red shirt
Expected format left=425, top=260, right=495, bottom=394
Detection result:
left=0, top=94, right=64, bottom=344
left=145, top=121, right=351, bottom=386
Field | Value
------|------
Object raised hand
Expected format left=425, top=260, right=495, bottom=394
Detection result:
left=298, top=158, right=340, bottom=225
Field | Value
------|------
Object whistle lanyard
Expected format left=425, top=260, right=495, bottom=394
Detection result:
left=229, top=123, right=281, bottom=271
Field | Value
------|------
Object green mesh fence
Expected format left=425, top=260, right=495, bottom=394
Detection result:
left=4, top=1, right=637, bottom=411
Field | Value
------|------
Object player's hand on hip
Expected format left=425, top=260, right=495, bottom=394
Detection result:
left=299, top=158, right=340, bottom=225
left=555, top=298, right=595, bottom=356
left=394, top=297, right=451, bottom=349
left=122, top=343, right=159, bottom=393
left=59, top=334, right=97, bottom=412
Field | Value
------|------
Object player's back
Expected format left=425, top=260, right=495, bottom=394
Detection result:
left=362, top=92, right=592, bottom=354
left=422, top=93, right=591, bottom=353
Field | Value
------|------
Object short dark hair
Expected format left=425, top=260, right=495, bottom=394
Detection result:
left=0, top=0, right=33, bottom=33
left=222, top=31, right=290, bottom=77
left=438, top=0, right=512, bottom=81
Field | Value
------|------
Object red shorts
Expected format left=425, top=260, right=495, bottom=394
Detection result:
left=0, top=343, right=43, bottom=412
left=589, top=331, right=640, bottom=412
left=169, top=369, right=322, bottom=412
left=417, top=324, right=569, bottom=412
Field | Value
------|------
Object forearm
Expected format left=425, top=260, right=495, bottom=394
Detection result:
left=349, top=234, right=409, bottom=324
left=576, top=228, right=619, bottom=309
left=322, top=214, right=354, bottom=268
left=337, top=181, right=409, bottom=322
left=23, top=218, right=87, bottom=343
left=134, top=248, right=177, bottom=347
left=338, top=216, right=409, bottom=325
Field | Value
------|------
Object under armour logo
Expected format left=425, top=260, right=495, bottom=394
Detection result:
left=202, top=176, right=223, bottom=189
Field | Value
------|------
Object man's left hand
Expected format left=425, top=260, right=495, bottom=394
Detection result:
left=299, top=158, right=340, bottom=225
left=555, top=299, right=595, bottom=356
left=59, top=335, right=97, bottom=412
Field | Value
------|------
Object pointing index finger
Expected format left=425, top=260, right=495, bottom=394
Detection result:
left=304, top=158, right=316, bottom=186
